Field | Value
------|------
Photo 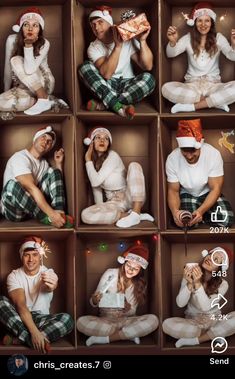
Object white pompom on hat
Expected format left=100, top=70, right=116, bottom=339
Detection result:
left=83, top=127, right=112, bottom=146
left=201, top=246, right=230, bottom=271
left=176, top=119, right=204, bottom=149
left=12, top=7, right=44, bottom=33
left=89, top=6, right=113, bottom=25
left=186, top=2, right=217, bottom=26
left=117, top=244, right=149, bottom=270
left=33, top=126, right=56, bottom=148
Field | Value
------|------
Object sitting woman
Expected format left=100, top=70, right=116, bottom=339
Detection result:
left=77, top=244, right=159, bottom=346
left=81, top=127, right=154, bottom=228
left=0, top=7, right=57, bottom=116
left=163, top=246, right=235, bottom=348
left=162, top=2, right=235, bottom=114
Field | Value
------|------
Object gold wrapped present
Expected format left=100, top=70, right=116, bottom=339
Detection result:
left=117, top=13, right=150, bottom=41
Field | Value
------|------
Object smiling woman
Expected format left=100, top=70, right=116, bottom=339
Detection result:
left=163, top=246, right=235, bottom=348
left=162, top=2, right=235, bottom=113
left=77, top=243, right=158, bottom=346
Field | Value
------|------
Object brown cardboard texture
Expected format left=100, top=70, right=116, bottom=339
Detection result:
left=0, top=230, right=76, bottom=351
left=75, top=118, right=158, bottom=229
left=0, top=117, right=75, bottom=230
left=74, top=0, right=158, bottom=113
left=0, top=1, right=74, bottom=112
left=76, top=233, right=159, bottom=350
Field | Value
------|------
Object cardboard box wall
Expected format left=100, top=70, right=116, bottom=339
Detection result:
left=0, top=0, right=74, bottom=112
left=76, top=232, right=159, bottom=352
left=159, top=116, right=235, bottom=230
left=75, top=116, right=159, bottom=229
left=0, top=230, right=76, bottom=351
left=160, top=233, right=235, bottom=351
left=0, top=116, right=75, bottom=229
left=160, top=0, right=235, bottom=113
left=74, top=0, right=159, bottom=114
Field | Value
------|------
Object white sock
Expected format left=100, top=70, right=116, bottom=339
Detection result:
left=215, top=104, right=230, bottom=112
left=86, top=336, right=109, bottom=347
left=117, top=108, right=126, bottom=117
left=175, top=337, right=199, bottom=348
left=131, top=337, right=140, bottom=344
left=140, top=213, right=154, bottom=222
left=171, top=103, right=195, bottom=114
left=116, top=211, right=141, bottom=228
left=24, top=98, right=52, bottom=115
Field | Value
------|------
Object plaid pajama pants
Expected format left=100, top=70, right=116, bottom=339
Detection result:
left=1, top=168, right=66, bottom=222
left=0, top=296, right=74, bottom=346
left=0, top=56, right=55, bottom=112
left=163, top=312, right=235, bottom=340
left=162, top=78, right=235, bottom=107
left=77, top=314, right=158, bottom=339
left=81, top=162, right=146, bottom=224
left=79, top=60, right=155, bottom=109
left=180, top=192, right=234, bottom=227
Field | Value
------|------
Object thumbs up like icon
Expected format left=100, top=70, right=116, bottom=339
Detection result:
left=211, top=206, right=228, bottom=223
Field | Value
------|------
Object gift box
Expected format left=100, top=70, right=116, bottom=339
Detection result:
left=117, top=13, right=150, bottom=42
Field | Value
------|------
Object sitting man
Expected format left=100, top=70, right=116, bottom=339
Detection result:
left=0, top=236, right=74, bottom=353
left=166, top=118, right=234, bottom=228
left=79, top=5, right=155, bottom=119
left=1, top=125, right=73, bottom=228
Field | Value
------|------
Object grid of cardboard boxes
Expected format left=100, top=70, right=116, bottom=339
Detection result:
left=0, top=0, right=234, bottom=355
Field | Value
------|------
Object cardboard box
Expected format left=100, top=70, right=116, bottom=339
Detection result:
left=117, top=13, right=150, bottom=41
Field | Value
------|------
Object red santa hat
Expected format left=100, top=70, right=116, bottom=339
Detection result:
left=19, top=236, right=51, bottom=260
left=83, top=127, right=112, bottom=146
left=117, top=244, right=149, bottom=270
left=201, top=246, right=231, bottom=271
left=89, top=5, right=113, bottom=26
left=176, top=119, right=204, bottom=149
left=33, top=126, right=56, bottom=148
left=12, top=7, right=44, bottom=33
left=187, top=2, right=216, bottom=26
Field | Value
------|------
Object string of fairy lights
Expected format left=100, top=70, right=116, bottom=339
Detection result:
left=85, top=234, right=158, bottom=254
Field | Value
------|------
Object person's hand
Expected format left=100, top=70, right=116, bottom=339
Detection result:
left=231, top=29, right=235, bottom=48
left=137, top=27, right=151, bottom=41
left=48, top=209, right=66, bottom=228
left=31, top=329, right=49, bottom=354
left=189, top=210, right=203, bottom=226
left=124, top=298, right=131, bottom=312
left=192, top=265, right=203, bottom=289
left=85, top=143, right=93, bottom=162
left=167, top=26, right=178, bottom=46
left=91, top=292, right=103, bottom=306
left=54, top=148, right=64, bottom=166
left=183, top=266, right=193, bottom=284
left=41, top=271, right=58, bottom=291
left=173, top=210, right=184, bottom=227
left=112, top=26, right=123, bottom=48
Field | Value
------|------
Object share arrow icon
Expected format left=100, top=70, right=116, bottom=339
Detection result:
left=211, top=294, right=228, bottom=310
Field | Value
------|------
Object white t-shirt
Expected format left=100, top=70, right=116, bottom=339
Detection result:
left=3, top=149, right=49, bottom=187
left=85, top=150, right=126, bottom=203
left=7, top=265, right=54, bottom=315
left=165, top=143, right=224, bottom=197
left=88, top=39, right=139, bottom=79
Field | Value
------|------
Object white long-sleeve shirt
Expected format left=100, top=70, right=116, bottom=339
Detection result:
left=176, top=278, right=228, bottom=317
left=85, top=150, right=126, bottom=204
left=90, top=268, right=137, bottom=316
left=4, top=34, right=51, bottom=91
left=166, top=32, right=235, bottom=81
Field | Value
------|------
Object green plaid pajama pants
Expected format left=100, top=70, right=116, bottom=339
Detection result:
left=79, top=60, right=155, bottom=109
left=180, top=192, right=235, bottom=227
left=0, top=296, right=74, bottom=346
left=1, top=168, right=65, bottom=222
